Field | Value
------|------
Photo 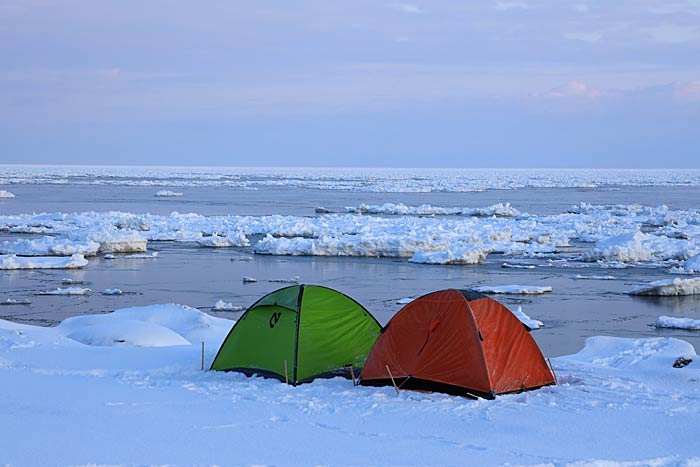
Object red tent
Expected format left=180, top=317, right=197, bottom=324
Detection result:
left=360, top=289, right=555, bottom=399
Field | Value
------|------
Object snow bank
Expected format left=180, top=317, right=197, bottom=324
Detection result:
left=0, top=236, right=100, bottom=256
left=565, top=335, right=696, bottom=370
left=474, top=285, right=553, bottom=294
left=37, top=287, right=91, bottom=296
left=655, top=316, right=700, bottom=330
left=513, top=305, right=543, bottom=330
left=213, top=300, right=245, bottom=311
left=629, top=277, right=700, bottom=296
left=197, top=233, right=250, bottom=248
left=409, top=246, right=490, bottom=265
left=0, top=254, right=88, bottom=269
left=56, top=303, right=234, bottom=346
left=0, top=190, right=15, bottom=198
left=155, top=190, right=183, bottom=197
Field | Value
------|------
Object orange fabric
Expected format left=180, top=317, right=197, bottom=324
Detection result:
left=469, top=298, right=555, bottom=393
left=361, top=290, right=492, bottom=394
left=361, top=289, right=554, bottom=396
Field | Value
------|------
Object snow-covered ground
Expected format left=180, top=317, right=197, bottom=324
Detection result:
left=1, top=305, right=699, bottom=466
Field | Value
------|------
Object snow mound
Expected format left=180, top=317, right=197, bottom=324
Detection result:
left=57, top=303, right=234, bottom=346
left=566, top=336, right=696, bottom=370
left=155, top=190, right=183, bottom=197
left=0, top=254, right=88, bottom=270
left=0, top=190, right=15, bottom=198
left=474, top=285, right=553, bottom=294
left=213, top=300, right=245, bottom=311
left=409, top=246, right=490, bottom=265
left=64, top=320, right=190, bottom=347
left=629, top=277, right=700, bottom=296
left=655, top=316, right=700, bottom=330
left=37, top=287, right=91, bottom=296
left=197, top=233, right=249, bottom=248
left=513, top=305, right=543, bottom=330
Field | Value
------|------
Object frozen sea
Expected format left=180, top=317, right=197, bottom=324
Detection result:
left=2, top=166, right=700, bottom=357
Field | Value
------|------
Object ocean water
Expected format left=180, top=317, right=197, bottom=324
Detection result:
left=2, top=171, right=700, bottom=357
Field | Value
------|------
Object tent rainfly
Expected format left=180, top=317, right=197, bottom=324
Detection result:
left=210, top=285, right=381, bottom=385
left=360, top=289, right=555, bottom=399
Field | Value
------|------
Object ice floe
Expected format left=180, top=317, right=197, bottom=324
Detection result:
left=197, top=233, right=249, bottom=248
left=242, top=276, right=257, bottom=283
left=0, top=254, right=88, bottom=270
left=213, top=300, right=245, bottom=311
left=37, top=287, right=91, bottom=296
left=345, top=202, right=520, bottom=217
left=155, top=190, right=183, bottom=197
left=574, top=275, right=617, bottom=280
left=0, top=236, right=100, bottom=257
left=629, top=277, right=700, bottom=296
left=474, top=285, right=553, bottom=294
left=101, top=288, right=123, bottom=296
left=513, top=305, right=543, bottom=330
left=0, top=298, right=31, bottom=306
left=409, top=246, right=490, bottom=265
left=0, top=190, right=15, bottom=198
left=104, top=252, right=158, bottom=259
left=655, top=316, right=700, bottom=331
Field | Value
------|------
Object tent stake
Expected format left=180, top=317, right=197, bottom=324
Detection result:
left=547, top=357, right=558, bottom=385
left=349, top=366, right=356, bottom=386
left=284, top=360, right=289, bottom=385
left=385, top=365, right=400, bottom=395
left=201, top=341, right=205, bottom=371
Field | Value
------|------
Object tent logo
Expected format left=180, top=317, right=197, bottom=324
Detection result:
left=269, top=312, right=281, bottom=328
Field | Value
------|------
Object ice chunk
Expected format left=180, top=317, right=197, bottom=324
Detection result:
left=242, top=276, right=257, bottom=283
left=197, top=233, right=249, bottom=248
left=396, top=297, right=414, bottom=304
left=0, top=298, right=31, bottom=305
left=513, top=305, right=543, bottom=330
left=0, top=237, right=100, bottom=257
left=655, top=316, right=700, bottom=330
left=409, top=246, right=489, bottom=265
left=37, top=287, right=91, bottom=296
left=0, top=190, right=15, bottom=198
left=213, top=300, right=245, bottom=311
left=0, top=254, right=88, bottom=270
left=683, top=253, right=700, bottom=273
left=629, top=277, right=700, bottom=296
left=104, top=252, right=158, bottom=259
left=473, top=285, right=553, bottom=294
left=155, top=190, right=183, bottom=197
left=102, top=288, right=123, bottom=295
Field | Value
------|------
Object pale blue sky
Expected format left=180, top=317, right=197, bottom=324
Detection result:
left=1, top=1, right=699, bottom=167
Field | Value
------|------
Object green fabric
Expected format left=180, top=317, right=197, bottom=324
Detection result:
left=211, top=285, right=381, bottom=384
left=296, top=285, right=380, bottom=382
left=210, top=304, right=296, bottom=377
left=254, top=285, right=301, bottom=312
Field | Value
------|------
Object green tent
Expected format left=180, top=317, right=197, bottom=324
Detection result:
left=210, top=284, right=381, bottom=385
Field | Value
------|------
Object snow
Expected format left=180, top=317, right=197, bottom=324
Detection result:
left=473, top=285, right=553, bottom=294
left=655, top=316, right=700, bottom=330
left=0, top=253, right=88, bottom=269
left=409, top=246, right=490, bottom=265
left=629, top=277, right=700, bottom=296
left=155, top=190, right=183, bottom=197
left=197, top=232, right=250, bottom=248
left=37, top=287, right=91, bottom=296
left=102, top=288, right=123, bottom=295
left=1, top=310, right=699, bottom=466
left=0, top=189, right=15, bottom=198
left=513, top=305, right=544, bottom=330
left=213, top=300, right=245, bottom=311
left=0, top=236, right=100, bottom=256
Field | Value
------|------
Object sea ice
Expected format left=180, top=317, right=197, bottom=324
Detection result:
left=629, top=277, right=700, bottom=296
left=655, top=316, right=700, bottom=330
left=473, top=285, right=553, bottom=294
left=197, top=232, right=250, bottom=248
left=0, top=190, right=15, bottom=198
left=409, top=246, right=490, bottom=265
left=37, top=287, right=91, bottom=296
left=155, top=190, right=184, bottom=197
left=513, top=305, right=544, bottom=330
left=0, top=254, right=88, bottom=270
left=213, top=300, right=245, bottom=311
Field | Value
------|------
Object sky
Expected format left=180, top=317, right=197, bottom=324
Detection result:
left=1, top=1, right=699, bottom=168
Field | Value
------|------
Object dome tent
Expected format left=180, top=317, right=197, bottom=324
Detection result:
left=210, top=284, right=381, bottom=385
left=360, top=289, right=554, bottom=399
